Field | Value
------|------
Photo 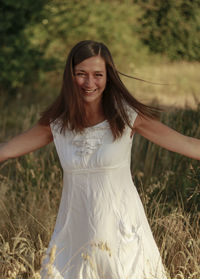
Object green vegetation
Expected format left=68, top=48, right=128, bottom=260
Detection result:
left=1, top=0, right=148, bottom=94
left=135, top=0, right=200, bottom=61
left=0, top=0, right=55, bottom=93
left=2, top=0, right=200, bottom=95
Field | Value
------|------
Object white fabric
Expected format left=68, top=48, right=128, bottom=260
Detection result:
left=40, top=107, right=167, bottom=279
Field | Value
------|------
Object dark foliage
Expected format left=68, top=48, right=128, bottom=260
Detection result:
left=134, top=0, right=200, bottom=61
left=0, top=0, right=54, bottom=93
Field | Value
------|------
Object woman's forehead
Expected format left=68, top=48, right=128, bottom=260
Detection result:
left=74, top=56, right=106, bottom=72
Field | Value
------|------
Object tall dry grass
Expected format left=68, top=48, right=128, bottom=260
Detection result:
left=0, top=121, right=199, bottom=278
left=0, top=62, right=200, bottom=278
left=124, top=61, right=200, bottom=108
left=0, top=167, right=199, bottom=279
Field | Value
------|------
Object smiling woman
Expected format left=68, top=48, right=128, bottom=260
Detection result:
left=73, top=56, right=107, bottom=114
left=1, top=40, right=200, bottom=279
left=38, top=40, right=158, bottom=138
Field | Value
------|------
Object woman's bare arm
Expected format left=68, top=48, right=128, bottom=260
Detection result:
left=133, top=115, right=200, bottom=160
left=0, top=124, right=53, bottom=163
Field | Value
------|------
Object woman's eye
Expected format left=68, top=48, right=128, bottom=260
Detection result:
left=76, top=73, right=85, bottom=76
left=75, top=73, right=103, bottom=77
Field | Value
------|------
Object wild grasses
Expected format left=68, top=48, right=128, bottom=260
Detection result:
left=0, top=182, right=199, bottom=279
left=0, top=64, right=200, bottom=278
left=124, top=61, right=200, bottom=108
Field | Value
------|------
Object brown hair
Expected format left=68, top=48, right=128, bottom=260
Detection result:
left=38, top=40, right=160, bottom=139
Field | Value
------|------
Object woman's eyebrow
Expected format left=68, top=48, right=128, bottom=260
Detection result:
left=74, top=69, right=86, bottom=72
left=75, top=69, right=104, bottom=73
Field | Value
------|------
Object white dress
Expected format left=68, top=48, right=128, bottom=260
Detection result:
left=40, top=107, right=167, bottom=279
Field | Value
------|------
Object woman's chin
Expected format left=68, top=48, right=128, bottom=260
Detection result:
left=82, top=93, right=103, bottom=104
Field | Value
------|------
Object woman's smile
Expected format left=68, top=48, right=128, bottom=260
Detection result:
left=82, top=88, right=97, bottom=94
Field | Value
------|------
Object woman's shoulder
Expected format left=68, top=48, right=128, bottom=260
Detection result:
left=123, top=101, right=138, bottom=123
left=50, top=118, right=63, bottom=135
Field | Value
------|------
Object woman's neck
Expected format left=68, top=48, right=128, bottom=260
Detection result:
left=84, top=102, right=105, bottom=125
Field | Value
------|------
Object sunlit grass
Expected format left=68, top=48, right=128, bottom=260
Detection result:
left=0, top=110, right=199, bottom=278
left=0, top=61, right=200, bottom=278
left=124, top=61, right=200, bottom=108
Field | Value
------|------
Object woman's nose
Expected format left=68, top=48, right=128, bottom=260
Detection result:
left=84, top=76, right=95, bottom=88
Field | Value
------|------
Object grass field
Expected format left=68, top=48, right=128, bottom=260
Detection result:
left=0, top=61, right=200, bottom=278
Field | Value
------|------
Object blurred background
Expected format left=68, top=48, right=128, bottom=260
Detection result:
left=0, top=1, right=200, bottom=278
left=1, top=0, right=200, bottom=106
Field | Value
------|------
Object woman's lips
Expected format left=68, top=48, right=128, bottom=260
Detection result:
left=82, top=88, right=97, bottom=94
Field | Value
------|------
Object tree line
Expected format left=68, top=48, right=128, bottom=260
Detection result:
left=1, top=0, right=200, bottom=94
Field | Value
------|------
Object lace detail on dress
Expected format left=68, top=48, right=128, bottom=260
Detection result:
left=50, top=119, right=63, bottom=137
left=72, top=121, right=110, bottom=156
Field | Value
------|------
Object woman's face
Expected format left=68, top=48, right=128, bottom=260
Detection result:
left=74, top=56, right=107, bottom=105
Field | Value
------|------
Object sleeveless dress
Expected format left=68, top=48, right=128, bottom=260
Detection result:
left=40, top=107, right=167, bottom=279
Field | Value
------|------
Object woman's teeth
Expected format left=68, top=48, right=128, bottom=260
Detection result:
left=84, top=89, right=96, bottom=93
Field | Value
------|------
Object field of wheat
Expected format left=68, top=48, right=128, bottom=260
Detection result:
left=0, top=62, right=200, bottom=279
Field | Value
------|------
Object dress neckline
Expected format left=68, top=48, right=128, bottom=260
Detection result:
left=85, top=119, right=108, bottom=129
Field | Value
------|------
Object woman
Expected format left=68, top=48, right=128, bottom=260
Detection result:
left=0, top=40, right=199, bottom=279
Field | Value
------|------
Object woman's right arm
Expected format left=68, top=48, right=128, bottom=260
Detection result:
left=0, top=124, right=53, bottom=163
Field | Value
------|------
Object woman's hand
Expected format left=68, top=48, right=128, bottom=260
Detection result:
left=133, top=114, right=200, bottom=160
left=0, top=124, right=53, bottom=163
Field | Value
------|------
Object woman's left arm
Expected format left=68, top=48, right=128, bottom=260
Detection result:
left=133, top=114, right=200, bottom=160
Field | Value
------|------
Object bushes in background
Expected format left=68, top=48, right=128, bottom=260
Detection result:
left=0, top=0, right=54, bottom=93
left=135, top=0, right=200, bottom=61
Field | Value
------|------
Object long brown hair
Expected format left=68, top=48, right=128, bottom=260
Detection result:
left=38, top=40, right=160, bottom=139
